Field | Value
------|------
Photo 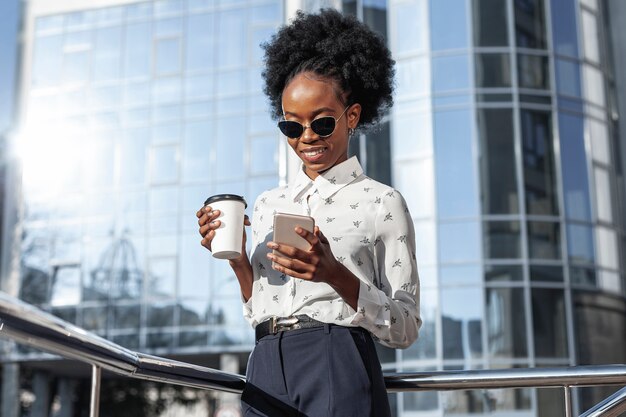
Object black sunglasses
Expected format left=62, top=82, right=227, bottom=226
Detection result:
left=278, top=106, right=350, bottom=139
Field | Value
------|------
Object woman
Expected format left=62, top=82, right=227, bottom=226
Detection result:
left=197, top=9, right=420, bottom=417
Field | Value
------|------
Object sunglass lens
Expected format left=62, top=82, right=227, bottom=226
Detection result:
left=311, top=117, right=336, bottom=137
left=278, top=121, right=303, bottom=138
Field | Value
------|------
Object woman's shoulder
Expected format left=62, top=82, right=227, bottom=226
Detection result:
left=357, top=175, right=405, bottom=200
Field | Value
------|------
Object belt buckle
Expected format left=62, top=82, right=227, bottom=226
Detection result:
left=269, top=316, right=300, bottom=334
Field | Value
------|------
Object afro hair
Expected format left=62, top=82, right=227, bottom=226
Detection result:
left=261, top=8, right=395, bottom=129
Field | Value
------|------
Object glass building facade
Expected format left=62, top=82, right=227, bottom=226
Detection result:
left=1, top=0, right=625, bottom=416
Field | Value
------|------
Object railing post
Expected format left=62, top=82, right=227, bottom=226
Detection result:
left=90, top=365, right=101, bottom=417
left=564, top=385, right=572, bottom=417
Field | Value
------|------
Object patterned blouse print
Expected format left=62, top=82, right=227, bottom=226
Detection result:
left=245, top=156, right=421, bottom=349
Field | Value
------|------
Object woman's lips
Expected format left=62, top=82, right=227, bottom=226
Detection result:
left=301, top=147, right=327, bottom=163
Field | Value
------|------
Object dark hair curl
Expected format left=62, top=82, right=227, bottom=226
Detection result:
left=261, top=9, right=395, bottom=129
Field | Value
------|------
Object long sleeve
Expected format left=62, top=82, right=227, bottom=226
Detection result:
left=350, top=189, right=421, bottom=348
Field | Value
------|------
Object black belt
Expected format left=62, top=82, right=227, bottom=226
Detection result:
left=255, top=315, right=325, bottom=341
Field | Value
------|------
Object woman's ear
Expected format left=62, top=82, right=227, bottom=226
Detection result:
left=347, top=103, right=362, bottom=129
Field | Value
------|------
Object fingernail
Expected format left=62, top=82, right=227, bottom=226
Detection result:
left=267, top=242, right=278, bottom=249
left=295, top=227, right=303, bottom=233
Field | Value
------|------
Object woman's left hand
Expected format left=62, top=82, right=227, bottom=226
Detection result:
left=266, top=226, right=338, bottom=283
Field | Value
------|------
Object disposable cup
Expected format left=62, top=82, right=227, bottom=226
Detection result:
left=203, top=194, right=247, bottom=260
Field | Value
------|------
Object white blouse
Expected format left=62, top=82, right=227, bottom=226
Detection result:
left=245, top=156, right=421, bottom=348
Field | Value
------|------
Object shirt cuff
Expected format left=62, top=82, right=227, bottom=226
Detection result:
left=349, top=279, right=389, bottom=327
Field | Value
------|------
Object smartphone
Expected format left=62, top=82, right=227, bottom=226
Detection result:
left=273, top=212, right=315, bottom=252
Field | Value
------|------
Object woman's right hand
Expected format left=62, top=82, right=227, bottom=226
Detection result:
left=196, top=205, right=251, bottom=263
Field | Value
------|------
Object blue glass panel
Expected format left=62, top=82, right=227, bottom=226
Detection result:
left=486, top=288, right=528, bottom=358
left=567, top=223, right=595, bottom=264
left=93, top=26, right=122, bottom=81
left=150, top=145, right=179, bottom=184
left=550, top=0, right=579, bottom=57
left=440, top=264, right=481, bottom=286
left=434, top=109, right=478, bottom=218
left=186, top=13, right=215, bottom=71
left=484, top=221, right=522, bottom=259
left=156, top=37, right=181, bottom=75
left=438, top=222, right=481, bottom=262
left=429, top=0, right=469, bottom=50
left=402, top=287, right=437, bottom=360
left=393, top=0, right=428, bottom=54
left=527, top=221, right=561, bottom=260
left=120, top=128, right=149, bottom=186
left=559, top=113, right=591, bottom=221
left=32, top=34, right=63, bottom=87
left=250, top=136, right=278, bottom=175
left=514, top=0, right=547, bottom=49
left=432, top=55, right=470, bottom=92
left=473, top=0, right=509, bottom=46
left=182, top=120, right=212, bottom=181
left=441, top=287, right=483, bottom=359
left=215, top=116, right=245, bottom=180
left=555, top=58, right=582, bottom=97
left=217, top=9, right=246, bottom=67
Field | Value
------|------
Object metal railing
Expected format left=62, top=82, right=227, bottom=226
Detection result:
left=1, top=291, right=626, bottom=417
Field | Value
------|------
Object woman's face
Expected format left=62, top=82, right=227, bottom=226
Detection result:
left=281, top=72, right=361, bottom=179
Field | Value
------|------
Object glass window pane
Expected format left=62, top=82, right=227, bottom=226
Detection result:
left=442, top=287, right=483, bottom=359
left=394, top=160, right=435, bottom=219
left=486, top=288, right=528, bottom=358
left=517, top=54, right=549, bottom=89
left=559, top=113, right=591, bottom=221
left=63, top=51, right=89, bottom=83
left=392, top=0, right=428, bottom=54
left=403, top=288, right=437, bottom=360
left=120, top=128, right=149, bottom=186
left=155, top=37, right=181, bottom=75
left=396, top=57, right=430, bottom=97
left=125, top=22, right=151, bottom=78
left=217, top=9, right=246, bottom=67
left=484, top=264, right=523, bottom=282
left=432, top=55, right=470, bottom=92
left=594, top=166, right=613, bottom=223
left=514, top=0, right=547, bottom=49
left=392, top=112, right=432, bottom=158
left=530, top=265, right=564, bottom=282
left=439, top=222, right=481, bottom=262
left=250, top=136, right=278, bottom=175
left=477, top=108, right=519, bottom=214
left=583, top=65, right=605, bottom=107
left=147, top=257, right=177, bottom=298
left=484, top=221, right=522, bottom=259
left=570, top=266, right=596, bottom=286
left=217, top=70, right=246, bottom=96
left=440, top=264, right=481, bottom=286
left=589, top=119, right=610, bottom=164
left=475, top=53, right=512, bottom=88
left=178, top=301, right=208, bottom=325
left=113, top=304, right=141, bottom=329
left=414, top=222, right=437, bottom=266
left=435, top=109, right=478, bottom=218
left=550, top=0, right=579, bottom=57
left=528, top=221, right=561, bottom=260
left=429, top=0, right=468, bottom=50
left=50, top=266, right=81, bottom=306
left=521, top=110, right=558, bottom=215
left=365, top=122, right=392, bottom=185
left=32, top=35, right=63, bottom=87
left=186, top=13, right=215, bottom=71
left=581, top=9, right=600, bottom=64
left=595, top=226, right=618, bottom=269
left=214, top=116, right=245, bottom=181
left=473, top=0, right=509, bottom=46
left=555, top=58, right=582, bottom=97
left=93, top=26, right=122, bottom=81
left=179, top=236, right=211, bottom=298
left=532, top=289, right=568, bottom=358
left=182, top=120, right=212, bottom=181
left=567, top=224, right=595, bottom=265
left=150, top=145, right=179, bottom=184
left=153, top=77, right=182, bottom=103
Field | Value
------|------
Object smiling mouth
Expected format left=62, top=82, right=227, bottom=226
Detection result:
left=302, top=148, right=326, bottom=159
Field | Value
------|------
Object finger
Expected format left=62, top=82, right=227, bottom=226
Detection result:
left=244, top=215, right=251, bottom=226
left=266, top=241, right=309, bottom=259
left=200, top=230, right=215, bottom=251
left=267, top=253, right=313, bottom=278
left=295, top=226, right=320, bottom=247
left=313, top=226, right=329, bottom=244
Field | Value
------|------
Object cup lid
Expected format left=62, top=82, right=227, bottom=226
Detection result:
left=204, top=194, right=247, bottom=208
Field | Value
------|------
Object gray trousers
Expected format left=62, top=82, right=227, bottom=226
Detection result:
left=241, top=324, right=391, bottom=417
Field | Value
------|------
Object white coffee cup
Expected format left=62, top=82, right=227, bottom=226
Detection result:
left=204, top=194, right=247, bottom=260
